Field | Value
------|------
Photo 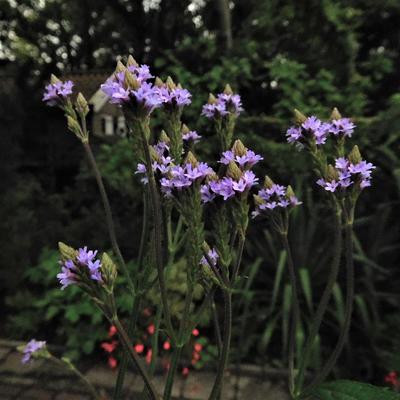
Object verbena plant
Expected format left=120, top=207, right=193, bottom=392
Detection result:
left=18, top=56, right=399, bottom=400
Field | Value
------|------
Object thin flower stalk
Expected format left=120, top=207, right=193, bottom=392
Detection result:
left=294, top=206, right=343, bottom=395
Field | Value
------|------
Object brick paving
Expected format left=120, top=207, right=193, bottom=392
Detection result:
left=0, top=339, right=290, bottom=399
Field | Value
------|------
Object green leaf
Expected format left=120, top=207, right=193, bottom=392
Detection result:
left=309, top=380, right=400, bottom=400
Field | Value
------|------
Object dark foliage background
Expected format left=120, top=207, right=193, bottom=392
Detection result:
left=1, top=0, right=400, bottom=386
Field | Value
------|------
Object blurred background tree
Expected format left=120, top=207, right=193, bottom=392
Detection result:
left=1, top=0, right=400, bottom=386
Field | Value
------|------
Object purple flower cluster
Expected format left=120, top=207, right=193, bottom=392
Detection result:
left=252, top=184, right=302, bottom=218
left=21, top=339, right=46, bottom=364
left=57, top=247, right=102, bottom=290
left=182, top=130, right=201, bottom=143
left=135, top=140, right=213, bottom=197
left=43, top=80, right=74, bottom=106
left=202, top=93, right=243, bottom=118
left=201, top=171, right=258, bottom=203
left=219, top=149, right=263, bottom=168
left=160, top=162, right=213, bottom=197
left=286, top=116, right=356, bottom=147
left=101, top=64, right=162, bottom=114
left=200, top=248, right=219, bottom=268
left=156, top=86, right=192, bottom=108
left=317, top=157, right=375, bottom=192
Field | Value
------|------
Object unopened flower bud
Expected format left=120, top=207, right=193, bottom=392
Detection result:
left=149, top=145, right=160, bottom=162
left=166, top=76, right=176, bottom=90
left=176, top=83, right=183, bottom=89
left=232, top=139, right=247, bottom=157
left=330, top=107, right=342, bottom=120
left=154, top=77, right=164, bottom=88
left=115, top=60, right=126, bottom=73
left=227, top=161, right=243, bottom=180
left=206, top=171, right=219, bottom=183
left=208, top=93, right=217, bottom=104
left=76, top=93, right=89, bottom=116
left=223, top=84, right=233, bottom=95
left=101, top=253, right=117, bottom=289
left=124, top=70, right=140, bottom=90
left=185, top=151, right=198, bottom=167
left=263, top=175, right=274, bottom=189
left=50, top=74, right=61, bottom=85
left=58, top=242, right=77, bottom=261
left=127, top=55, right=138, bottom=67
left=327, top=164, right=339, bottom=181
left=67, top=116, right=82, bottom=137
left=286, top=185, right=295, bottom=199
left=348, top=145, right=362, bottom=164
left=159, top=130, right=170, bottom=144
left=294, top=109, right=307, bottom=124
left=181, top=124, right=190, bottom=135
left=253, top=194, right=265, bottom=207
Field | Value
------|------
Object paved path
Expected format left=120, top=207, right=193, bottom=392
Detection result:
left=0, top=339, right=290, bottom=399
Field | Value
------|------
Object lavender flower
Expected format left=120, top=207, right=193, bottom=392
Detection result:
left=200, top=248, right=219, bottom=268
left=253, top=181, right=301, bottom=218
left=329, top=118, right=356, bottom=138
left=43, top=80, right=74, bottom=106
left=157, top=86, right=192, bottom=108
left=201, top=89, right=243, bottom=119
left=317, top=155, right=375, bottom=193
left=100, top=63, right=162, bottom=116
left=57, top=247, right=103, bottom=289
left=21, top=339, right=46, bottom=364
left=182, top=130, right=201, bottom=143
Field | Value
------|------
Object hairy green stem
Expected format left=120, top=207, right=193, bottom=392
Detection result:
left=137, top=120, right=176, bottom=343
left=303, top=220, right=354, bottom=394
left=163, top=280, right=194, bottom=400
left=208, top=290, right=232, bottom=400
left=50, top=355, right=101, bottom=400
left=113, top=318, right=159, bottom=400
left=295, top=208, right=342, bottom=395
left=82, top=142, right=135, bottom=295
left=114, top=193, right=149, bottom=399
left=281, top=232, right=301, bottom=396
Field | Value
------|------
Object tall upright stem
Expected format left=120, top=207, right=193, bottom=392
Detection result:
left=294, top=207, right=342, bottom=394
left=208, top=289, right=232, bottom=400
left=281, top=233, right=301, bottom=396
left=114, top=193, right=149, bottom=400
left=82, top=142, right=135, bottom=294
left=137, top=121, right=176, bottom=343
left=304, top=219, right=354, bottom=393
left=113, top=318, right=160, bottom=400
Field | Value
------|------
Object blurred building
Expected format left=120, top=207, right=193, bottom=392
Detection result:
left=63, top=72, right=128, bottom=138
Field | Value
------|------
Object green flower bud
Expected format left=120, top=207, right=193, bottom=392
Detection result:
left=160, top=130, right=170, bottom=144
left=166, top=76, right=176, bottom=90
left=101, top=252, right=117, bottom=289
left=185, top=151, right=198, bottom=167
left=76, top=93, right=89, bottom=117
left=263, top=175, right=274, bottom=189
left=124, top=70, right=140, bottom=90
left=154, top=77, right=164, bottom=88
left=253, top=194, right=265, bottom=207
left=232, top=139, right=247, bottom=157
left=67, top=116, right=83, bottom=138
left=127, top=55, right=138, bottom=67
left=149, top=145, right=160, bottom=162
left=227, top=161, right=243, bottom=180
left=348, top=145, right=362, bottom=164
left=294, top=108, right=307, bottom=124
left=330, top=107, right=342, bottom=120
left=50, top=74, right=61, bottom=85
left=286, top=185, right=295, bottom=199
left=206, top=171, right=219, bottom=183
left=115, top=60, right=126, bottom=73
left=223, top=84, right=233, bottom=95
left=207, top=93, right=217, bottom=104
left=326, top=164, right=339, bottom=181
left=58, top=242, right=77, bottom=261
